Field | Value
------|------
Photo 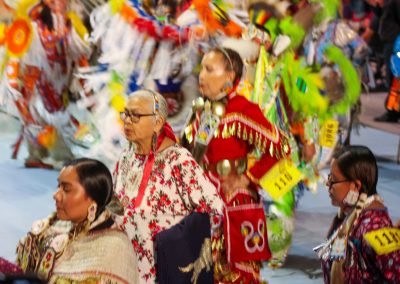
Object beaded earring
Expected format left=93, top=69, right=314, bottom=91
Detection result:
left=87, top=203, right=97, bottom=223
left=222, top=81, right=233, bottom=94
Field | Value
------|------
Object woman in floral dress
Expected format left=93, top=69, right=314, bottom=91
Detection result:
left=315, top=145, right=400, bottom=283
left=113, top=90, right=224, bottom=283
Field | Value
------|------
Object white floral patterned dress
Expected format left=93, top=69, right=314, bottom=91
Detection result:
left=113, top=143, right=224, bottom=283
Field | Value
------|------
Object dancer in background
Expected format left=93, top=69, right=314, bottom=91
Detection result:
left=0, top=0, right=91, bottom=168
left=182, top=47, right=289, bottom=283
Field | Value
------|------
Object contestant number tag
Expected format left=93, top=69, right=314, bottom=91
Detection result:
left=319, top=119, right=339, bottom=148
left=364, top=228, right=400, bottom=255
left=260, top=159, right=303, bottom=201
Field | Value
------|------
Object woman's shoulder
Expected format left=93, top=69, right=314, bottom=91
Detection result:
left=52, top=228, right=137, bottom=284
left=360, top=208, right=391, bottom=221
left=355, top=208, right=393, bottom=236
left=225, top=95, right=277, bottom=133
left=227, top=94, right=257, bottom=113
left=21, top=214, right=71, bottom=240
left=158, top=143, right=194, bottom=161
left=118, top=144, right=134, bottom=158
left=88, top=227, right=131, bottom=246
left=61, top=227, right=134, bottom=264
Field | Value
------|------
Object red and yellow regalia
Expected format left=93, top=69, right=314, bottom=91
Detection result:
left=182, top=89, right=290, bottom=283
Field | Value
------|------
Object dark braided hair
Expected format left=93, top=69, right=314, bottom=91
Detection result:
left=64, top=158, right=113, bottom=219
left=333, top=145, right=378, bottom=196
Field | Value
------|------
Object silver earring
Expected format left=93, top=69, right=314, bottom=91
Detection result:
left=152, top=132, right=158, bottom=153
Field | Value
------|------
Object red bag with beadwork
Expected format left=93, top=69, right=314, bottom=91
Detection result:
left=224, top=202, right=271, bottom=263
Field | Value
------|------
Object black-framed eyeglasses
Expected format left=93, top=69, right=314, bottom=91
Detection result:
left=120, top=111, right=155, bottom=123
left=327, top=173, right=350, bottom=188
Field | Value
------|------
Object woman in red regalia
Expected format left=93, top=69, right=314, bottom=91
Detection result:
left=181, top=47, right=290, bottom=283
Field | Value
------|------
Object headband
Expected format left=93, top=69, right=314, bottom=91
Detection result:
left=217, top=47, right=234, bottom=71
left=143, top=89, right=159, bottom=115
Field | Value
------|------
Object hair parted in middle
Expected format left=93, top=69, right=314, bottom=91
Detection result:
left=128, top=89, right=168, bottom=121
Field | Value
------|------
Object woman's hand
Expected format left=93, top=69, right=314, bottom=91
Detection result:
left=302, top=142, right=316, bottom=163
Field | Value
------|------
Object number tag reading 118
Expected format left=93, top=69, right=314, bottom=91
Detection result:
left=259, top=159, right=303, bottom=201
left=364, top=228, right=400, bottom=255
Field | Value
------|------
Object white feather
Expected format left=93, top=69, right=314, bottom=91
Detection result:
left=220, top=37, right=260, bottom=61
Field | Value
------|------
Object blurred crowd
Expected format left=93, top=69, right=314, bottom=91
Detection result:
left=343, top=0, right=400, bottom=122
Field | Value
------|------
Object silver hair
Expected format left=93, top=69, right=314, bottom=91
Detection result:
left=128, top=89, right=168, bottom=121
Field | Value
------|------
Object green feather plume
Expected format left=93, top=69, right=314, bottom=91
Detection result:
left=281, top=52, right=329, bottom=116
left=279, top=17, right=306, bottom=49
left=310, top=0, right=340, bottom=24
left=322, top=45, right=361, bottom=120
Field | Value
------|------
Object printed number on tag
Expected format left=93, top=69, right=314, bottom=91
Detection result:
left=364, top=228, right=400, bottom=255
left=319, top=119, right=339, bottom=148
left=260, top=159, right=303, bottom=201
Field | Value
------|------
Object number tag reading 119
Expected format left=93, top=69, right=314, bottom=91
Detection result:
left=364, top=228, right=400, bottom=255
left=260, top=159, right=303, bottom=201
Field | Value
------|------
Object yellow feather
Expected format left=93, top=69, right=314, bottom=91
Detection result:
left=67, top=12, right=88, bottom=40
left=16, top=0, right=39, bottom=17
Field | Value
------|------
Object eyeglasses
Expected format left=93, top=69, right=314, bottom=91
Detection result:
left=120, top=111, right=155, bottom=123
left=327, top=174, right=350, bottom=188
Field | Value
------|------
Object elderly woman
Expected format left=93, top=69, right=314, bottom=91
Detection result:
left=181, top=47, right=288, bottom=283
left=16, top=158, right=137, bottom=283
left=315, top=145, right=400, bottom=283
left=113, top=89, right=224, bottom=283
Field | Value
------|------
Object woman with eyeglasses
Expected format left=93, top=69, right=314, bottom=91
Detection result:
left=113, top=90, right=224, bottom=283
left=181, top=47, right=289, bottom=283
left=315, top=145, right=400, bottom=283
